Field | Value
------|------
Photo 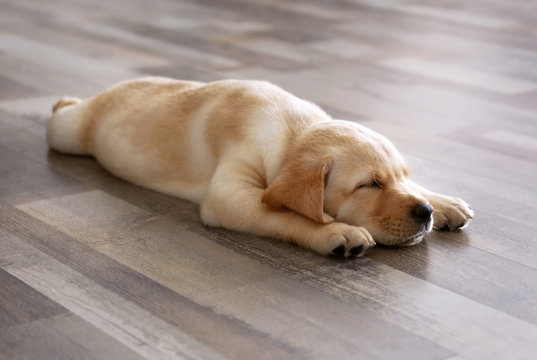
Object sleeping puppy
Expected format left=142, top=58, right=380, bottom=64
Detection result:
left=47, top=77, right=473, bottom=258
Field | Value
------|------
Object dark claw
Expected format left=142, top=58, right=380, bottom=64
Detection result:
left=331, top=245, right=345, bottom=257
left=453, top=223, right=465, bottom=230
left=350, top=245, right=363, bottom=257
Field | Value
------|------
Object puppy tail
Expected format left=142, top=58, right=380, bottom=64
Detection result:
left=47, top=96, right=89, bottom=155
left=52, top=96, right=81, bottom=114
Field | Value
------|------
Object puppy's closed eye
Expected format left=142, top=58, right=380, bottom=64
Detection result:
left=355, top=176, right=382, bottom=191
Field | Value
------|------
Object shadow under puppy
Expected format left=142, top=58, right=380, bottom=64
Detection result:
left=47, top=77, right=473, bottom=258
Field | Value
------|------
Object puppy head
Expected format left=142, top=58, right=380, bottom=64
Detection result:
left=262, top=120, right=433, bottom=246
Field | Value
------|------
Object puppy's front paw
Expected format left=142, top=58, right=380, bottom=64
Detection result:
left=318, top=223, right=376, bottom=258
left=431, top=195, right=474, bottom=231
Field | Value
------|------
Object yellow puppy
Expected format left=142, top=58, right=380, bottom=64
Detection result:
left=47, top=77, right=473, bottom=258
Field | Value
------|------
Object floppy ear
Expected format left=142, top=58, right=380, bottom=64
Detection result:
left=262, top=157, right=334, bottom=224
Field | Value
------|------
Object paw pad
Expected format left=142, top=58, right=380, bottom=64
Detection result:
left=350, top=245, right=363, bottom=257
left=331, top=245, right=346, bottom=257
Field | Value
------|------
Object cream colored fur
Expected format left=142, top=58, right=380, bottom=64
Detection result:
left=47, top=77, right=473, bottom=258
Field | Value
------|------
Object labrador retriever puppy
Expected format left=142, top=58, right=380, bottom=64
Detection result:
left=47, top=77, right=473, bottom=258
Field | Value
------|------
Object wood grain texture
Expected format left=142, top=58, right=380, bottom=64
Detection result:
left=0, top=313, right=147, bottom=360
left=0, top=268, right=66, bottom=329
left=1, top=0, right=537, bottom=359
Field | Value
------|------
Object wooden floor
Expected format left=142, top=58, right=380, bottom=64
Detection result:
left=1, top=0, right=537, bottom=359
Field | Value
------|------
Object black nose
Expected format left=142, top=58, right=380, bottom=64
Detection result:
left=413, top=203, right=433, bottom=223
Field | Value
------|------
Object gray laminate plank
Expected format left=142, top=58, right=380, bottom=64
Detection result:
left=0, top=145, right=89, bottom=205
left=0, top=313, right=147, bottom=360
left=0, top=268, right=65, bottom=329
left=354, top=0, right=517, bottom=29
left=0, top=34, right=138, bottom=87
left=0, top=75, right=42, bottom=101
left=0, top=203, right=304, bottom=360
left=0, top=229, right=227, bottom=360
left=379, top=56, right=537, bottom=95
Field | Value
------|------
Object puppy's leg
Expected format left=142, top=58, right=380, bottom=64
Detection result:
left=47, top=96, right=89, bottom=155
left=200, top=159, right=375, bottom=258
left=409, top=181, right=474, bottom=231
